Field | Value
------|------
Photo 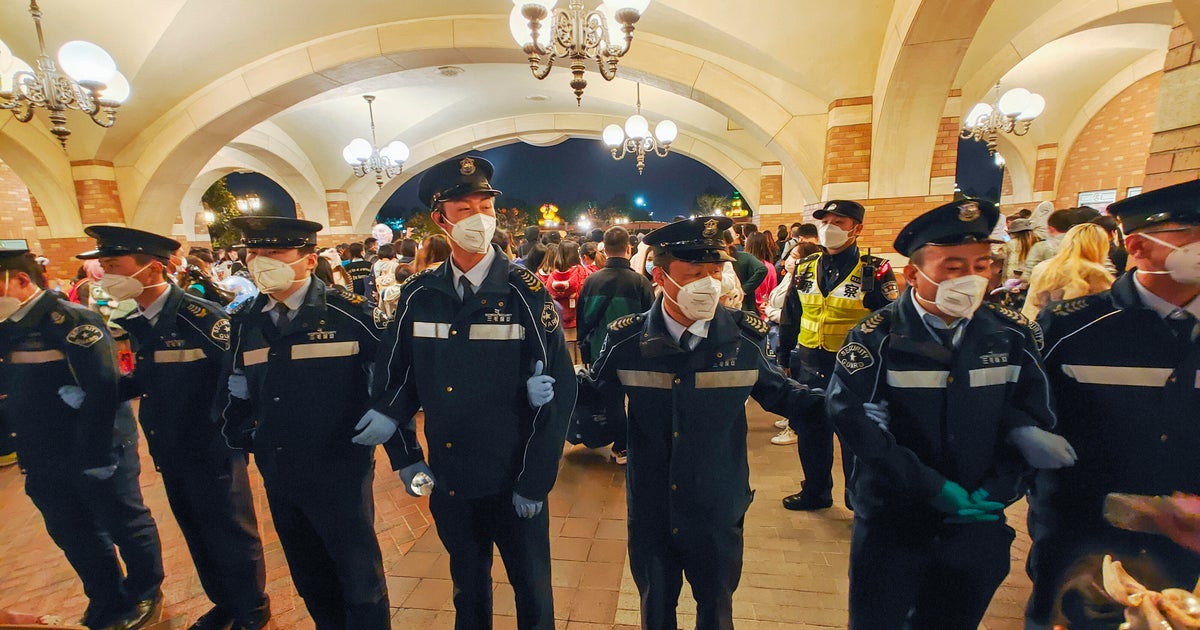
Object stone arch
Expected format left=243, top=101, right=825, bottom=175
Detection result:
left=993, top=134, right=1034, bottom=205
left=0, top=119, right=81, bottom=237
left=113, top=15, right=825, bottom=235
left=182, top=148, right=313, bottom=241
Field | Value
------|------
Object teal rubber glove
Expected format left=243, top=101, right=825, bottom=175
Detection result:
left=513, top=492, right=544, bottom=519
left=943, top=489, right=1003, bottom=523
left=930, top=481, right=1006, bottom=517
left=399, top=461, right=435, bottom=497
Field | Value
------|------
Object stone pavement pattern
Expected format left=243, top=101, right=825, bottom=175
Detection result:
left=0, top=402, right=1030, bottom=629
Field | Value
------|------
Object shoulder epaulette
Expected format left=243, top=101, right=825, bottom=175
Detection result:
left=736, top=310, right=770, bottom=337
left=511, top=265, right=545, bottom=293
left=857, top=309, right=890, bottom=335
left=400, top=268, right=435, bottom=289
left=328, top=285, right=367, bottom=306
left=800, top=252, right=822, bottom=264
left=984, top=301, right=1030, bottom=326
left=1049, top=295, right=1101, bottom=317
left=607, top=313, right=643, bottom=333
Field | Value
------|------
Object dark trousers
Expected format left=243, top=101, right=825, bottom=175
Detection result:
left=257, top=452, right=389, bottom=630
left=160, top=447, right=267, bottom=620
left=848, top=512, right=1014, bottom=629
left=788, top=348, right=853, bottom=501
left=24, top=441, right=164, bottom=629
left=429, top=490, right=554, bottom=630
left=628, top=518, right=744, bottom=630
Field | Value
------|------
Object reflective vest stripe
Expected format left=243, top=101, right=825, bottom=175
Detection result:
left=153, top=348, right=208, bottom=364
left=291, top=341, right=360, bottom=361
left=468, top=324, right=525, bottom=341
left=617, top=370, right=674, bottom=389
left=796, top=256, right=872, bottom=352
left=968, top=365, right=1021, bottom=387
left=886, top=370, right=949, bottom=388
left=1061, top=364, right=1173, bottom=387
left=9, top=349, right=65, bottom=364
left=413, top=322, right=450, bottom=339
left=695, top=369, right=759, bottom=389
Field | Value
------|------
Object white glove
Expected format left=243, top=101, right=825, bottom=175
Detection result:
left=526, top=360, right=555, bottom=408
left=352, top=409, right=398, bottom=445
left=513, top=492, right=544, bottom=518
left=57, top=385, right=85, bottom=410
left=82, top=464, right=117, bottom=480
left=227, top=372, right=249, bottom=400
left=863, top=400, right=890, bottom=431
left=1009, top=426, right=1078, bottom=469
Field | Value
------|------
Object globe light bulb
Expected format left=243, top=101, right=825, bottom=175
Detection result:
left=0, top=39, right=13, bottom=72
left=58, top=40, right=117, bottom=85
left=0, top=57, right=33, bottom=94
left=602, top=124, right=625, bottom=147
left=608, top=0, right=651, bottom=16
left=1016, top=93, right=1044, bottom=121
left=343, top=138, right=372, bottom=165
left=380, top=140, right=410, bottom=164
left=99, top=72, right=130, bottom=104
left=654, top=119, right=677, bottom=144
left=998, top=88, right=1032, bottom=117
left=624, top=114, right=649, bottom=139
left=513, top=0, right=557, bottom=9
left=963, top=103, right=992, bottom=129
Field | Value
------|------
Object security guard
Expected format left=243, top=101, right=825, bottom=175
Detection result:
left=219, top=217, right=389, bottom=630
left=372, top=156, right=576, bottom=630
left=777, top=199, right=897, bottom=510
left=589, top=216, right=824, bottom=630
left=0, top=242, right=164, bottom=630
left=81, top=227, right=269, bottom=630
left=826, top=199, right=1059, bottom=629
left=1028, top=179, right=1200, bottom=628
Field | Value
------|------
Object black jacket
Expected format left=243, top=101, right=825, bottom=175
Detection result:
left=575, top=257, right=655, bottom=364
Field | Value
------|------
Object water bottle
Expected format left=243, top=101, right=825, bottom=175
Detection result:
left=410, top=471, right=434, bottom=497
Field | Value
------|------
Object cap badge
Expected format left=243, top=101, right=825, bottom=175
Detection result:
left=958, top=201, right=980, bottom=222
left=828, top=202, right=837, bottom=212
left=459, top=158, right=476, bottom=176
left=703, top=219, right=719, bottom=238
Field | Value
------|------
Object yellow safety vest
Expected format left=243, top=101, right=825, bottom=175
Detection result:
left=796, top=255, right=873, bottom=352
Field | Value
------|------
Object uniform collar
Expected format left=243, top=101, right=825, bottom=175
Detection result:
left=7, top=289, right=45, bottom=323
left=659, top=300, right=711, bottom=347
left=604, top=257, right=631, bottom=270
left=263, top=276, right=313, bottom=313
left=135, top=285, right=173, bottom=324
left=449, top=246, right=497, bottom=292
left=1129, top=273, right=1200, bottom=321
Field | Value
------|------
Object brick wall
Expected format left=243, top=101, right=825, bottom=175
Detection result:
left=1001, top=168, right=1014, bottom=197
left=823, top=123, right=873, bottom=185
left=71, top=160, right=124, bottom=225
left=760, top=171, right=783, bottom=205
left=0, top=158, right=41, bottom=251
left=39, top=238, right=94, bottom=287
left=1055, top=73, right=1162, bottom=208
left=1143, top=15, right=1200, bottom=190
left=930, top=116, right=960, bottom=181
left=326, top=191, right=352, bottom=228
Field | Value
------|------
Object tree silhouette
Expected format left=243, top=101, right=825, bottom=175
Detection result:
left=200, top=177, right=243, bottom=248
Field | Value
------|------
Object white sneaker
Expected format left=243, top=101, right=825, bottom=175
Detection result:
left=771, top=427, right=797, bottom=445
left=774, top=418, right=789, bottom=429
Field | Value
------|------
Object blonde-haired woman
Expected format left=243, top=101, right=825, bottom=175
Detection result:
left=1021, top=223, right=1115, bottom=320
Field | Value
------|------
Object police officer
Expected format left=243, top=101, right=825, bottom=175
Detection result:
left=589, top=216, right=824, bottom=630
left=0, top=242, right=164, bottom=630
left=81, top=227, right=269, bottom=630
left=1028, top=179, right=1200, bottom=628
left=825, top=199, right=1061, bottom=629
left=777, top=199, right=897, bottom=510
left=218, top=217, right=389, bottom=629
left=372, top=156, right=576, bottom=630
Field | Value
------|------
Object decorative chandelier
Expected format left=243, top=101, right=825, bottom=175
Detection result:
left=960, top=83, right=1045, bottom=155
left=602, top=83, right=676, bottom=175
left=509, top=0, right=651, bottom=105
left=0, top=1, right=130, bottom=149
left=342, top=95, right=409, bottom=188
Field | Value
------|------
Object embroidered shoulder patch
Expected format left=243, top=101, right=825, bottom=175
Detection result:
left=837, top=342, right=875, bottom=375
left=881, top=281, right=899, bottom=301
left=1028, top=319, right=1045, bottom=351
left=401, top=269, right=434, bottom=288
left=186, top=303, right=208, bottom=318
left=66, top=324, right=104, bottom=348
left=608, top=313, right=640, bottom=332
left=985, top=302, right=1029, bottom=325
left=515, top=266, right=545, bottom=293
left=211, top=319, right=230, bottom=345
left=372, top=307, right=391, bottom=330
left=541, top=300, right=560, bottom=332
left=858, top=310, right=888, bottom=335
left=740, top=311, right=769, bottom=336
left=1051, top=297, right=1092, bottom=316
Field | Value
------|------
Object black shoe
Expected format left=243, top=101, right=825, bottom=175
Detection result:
left=782, top=491, right=833, bottom=511
left=189, top=606, right=234, bottom=630
left=114, top=590, right=163, bottom=630
left=231, top=602, right=271, bottom=630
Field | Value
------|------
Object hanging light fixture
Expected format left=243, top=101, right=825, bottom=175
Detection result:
left=602, top=83, right=676, bottom=174
left=509, top=0, right=651, bottom=105
left=960, top=82, right=1045, bottom=155
left=342, top=95, right=409, bottom=188
left=0, top=1, right=130, bottom=148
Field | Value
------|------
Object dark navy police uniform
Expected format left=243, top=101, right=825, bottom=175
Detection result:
left=589, top=217, right=824, bottom=630
left=0, top=253, right=164, bottom=630
left=220, top=217, right=389, bottom=630
left=1027, top=181, right=1200, bottom=627
left=826, top=199, right=1056, bottom=629
left=374, top=156, right=576, bottom=630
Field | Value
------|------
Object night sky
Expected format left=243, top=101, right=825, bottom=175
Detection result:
left=224, top=136, right=1005, bottom=222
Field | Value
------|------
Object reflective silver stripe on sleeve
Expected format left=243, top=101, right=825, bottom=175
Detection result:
left=616, top=370, right=674, bottom=389
left=243, top=347, right=269, bottom=366
left=412, top=322, right=450, bottom=339
left=153, top=348, right=208, bottom=364
left=968, top=365, right=1021, bottom=387
left=291, top=341, right=360, bottom=360
left=885, top=369, right=949, bottom=388
left=1062, top=364, right=1173, bottom=387
left=694, top=369, right=759, bottom=389
left=468, top=324, right=525, bottom=341
left=9, top=349, right=66, bottom=364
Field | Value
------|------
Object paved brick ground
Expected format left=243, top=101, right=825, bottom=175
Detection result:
left=0, top=403, right=1031, bottom=629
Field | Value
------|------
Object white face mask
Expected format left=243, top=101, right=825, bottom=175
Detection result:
left=0, top=271, right=37, bottom=322
left=662, top=271, right=722, bottom=322
left=915, top=267, right=988, bottom=319
left=1135, top=233, right=1200, bottom=285
left=248, top=255, right=308, bottom=294
left=98, top=262, right=167, bottom=301
left=442, top=212, right=496, bottom=254
left=818, top=222, right=851, bottom=250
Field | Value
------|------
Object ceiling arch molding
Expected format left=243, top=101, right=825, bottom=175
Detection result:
left=0, top=118, right=83, bottom=237
left=182, top=147, right=319, bottom=242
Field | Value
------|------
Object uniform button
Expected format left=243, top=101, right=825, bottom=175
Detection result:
left=137, top=354, right=144, bottom=361
left=481, top=299, right=487, bottom=305
left=716, top=352, right=723, bottom=358
left=673, top=431, right=679, bottom=439
left=445, top=442, right=452, bottom=449
left=671, top=484, right=677, bottom=491
left=1168, top=376, right=1177, bottom=383
left=451, top=330, right=458, bottom=336
left=142, top=393, right=149, bottom=399
left=946, top=376, right=954, bottom=384
left=449, top=490, right=456, bottom=497
left=1161, top=433, right=1168, bottom=442
left=0, top=394, right=6, bottom=400
left=673, top=378, right=681, bottom=385
left=10, top=432, right=16, bottom=438
left=273, top=397, right=281, bottom=402
left=148, top=430, right=155, bottom=436
left=446, top=386, right=453, bottom=393
left=498, top=302, right=504, bottom=307
left=671, top=528, right=679, bottom=535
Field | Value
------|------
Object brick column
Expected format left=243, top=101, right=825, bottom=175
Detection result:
left=1033, top=144, right=1058, bottom=201
left=0, top=158, right=41, bottom=251
left=70, top=160, right=124, bottom=225
left=1143, top=12, right=1200, bottom=190
left=928, top=90, right=961, bottom=195
left=757, top=162, right=783, bottom=219
left=326, top=190, right=352, bottom=228
left=821, top=97, right=872, bottom=201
